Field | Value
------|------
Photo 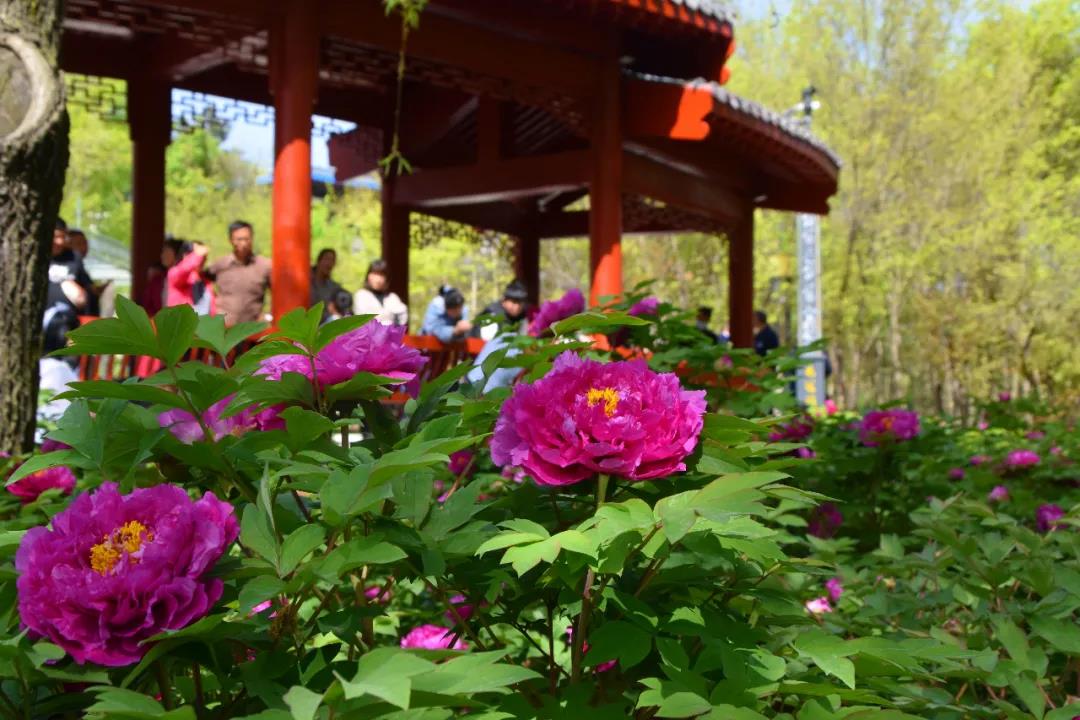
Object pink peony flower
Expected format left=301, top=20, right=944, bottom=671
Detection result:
left=769, top=418, right=814, bottom=443
left=1026, top=431, right=1045, bottom=441
left=627, top=297, right=659, bottom=317
left=977, top=421, right=989, bottom=430
left=365, top=584, right=392, bottom=604
left=988, top=485, right=1009, bottom=502
left=490, top=352, right=706, bottom=486
left=40, top=439, right=71, bottom=453
left=796, top=447, right=817, bottom=459
left=158, top=394, right=278, bottom=444
left=501, top=466, right=527, bottom=484
left=448, top=450, right=474, bottom=478
left=805, top=597, right=832, bottom=615
left=257, top=321, right=427, bottom=396
left=858, top=409, right=920, bottom=447
left=1036, top=504, right=1065, bottom=533
left=948, top=467, right=965, bottom=480
left=998, top=392, right=1011, bottom=402
left=444, top=593, right=476, bottom=623
left=7, top=466, right=76, bottom=504
left=529, top=289, right=585, bottom=337
left=807, top=503, right=843, bottom=539
left=400, top=624, right=468, bottom=650
left=315, top=321, right=427, bottom=391
left=250, top=600, right=273, bottom=615
left=970, top=454, right=991, bottom=466
left=15, top=482, right=237, bottom=666
left=825, top=578, right=843, bottom=602
left=824, top=399, right=838, bottom=415
left=1005, top=449, right=1040, bottom=469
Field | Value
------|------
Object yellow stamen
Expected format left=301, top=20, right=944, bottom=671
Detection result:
left=89, top=520, right=153, bottom=575
left=586, top=387, right=620, bottom=418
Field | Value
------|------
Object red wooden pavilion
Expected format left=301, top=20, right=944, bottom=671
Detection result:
left=60, top=0, right=839, bottom=347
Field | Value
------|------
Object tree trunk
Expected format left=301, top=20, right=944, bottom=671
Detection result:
left=0, top=0, right=69, bottom=454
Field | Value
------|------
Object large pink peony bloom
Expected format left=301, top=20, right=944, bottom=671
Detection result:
left=7, top=466, right=76, bottom=504
left=805, top=597, right=833, bottom=615
left=858, top=409, right=920, bottom=447
left=988, top=485, right=1009, bottom=503
left=316, top=321, right=426, bottom=390
left=400, top=624, right=468, bottom=650
left=491, top=352, right=706, bottom=486
left=529, top=289, right=585, bottom=337
left=1036, top=504, right=1065, bottom=533
left=1005, top=449, right=1040, bottom=469
left=15, top=482, right=237, bottom=665
left=257, top=321, right=426, bottom=394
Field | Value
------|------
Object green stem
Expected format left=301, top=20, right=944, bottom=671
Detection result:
left=571, top=475, right=609, bottom=683
left=155, top=661, right=174, bottom=710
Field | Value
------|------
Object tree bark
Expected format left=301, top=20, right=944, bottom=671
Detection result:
left=0, top=0, right=69, bottom=453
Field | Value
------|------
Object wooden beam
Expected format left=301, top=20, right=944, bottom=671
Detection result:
left=536, top=210, right=588, bottom=239
left=728, top=209, right=754, bottom=348
left=415, top=203, right=526, bottom=236
left=588, top=46, right=623, bottom=307
left=623, top=144, right=745, bottom=224
left=476, top=97, right=504, bottom=166
left=625, top=80, right=714, bottom=141
left=321, top=3, right=598, bottom=97
left=392, top=151, right=590, bottom=208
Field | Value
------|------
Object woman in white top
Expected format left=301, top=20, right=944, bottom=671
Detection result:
left=353, top=259, right=408, bottom=326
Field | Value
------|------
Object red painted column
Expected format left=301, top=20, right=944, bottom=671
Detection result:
left=127, top=76, right=170, bottom=309
left=513, top=233, right=540, bottom=306
left=728, top=209, right=755, bottom=348
left=381, top=177, right=410, bottom=309
left=588, top=47, right=623, bottom=308
left=269, top=0, right=319, bottom=320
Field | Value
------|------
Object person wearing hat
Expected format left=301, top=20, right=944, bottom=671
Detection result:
left=467, top=279, right=532, bottom=392
left=472, top=280, right=530, bottom=340
left=353, top=259, right=408, bottom=326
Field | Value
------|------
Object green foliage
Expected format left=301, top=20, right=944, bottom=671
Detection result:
left=4, top=306, right=1078, bottom=719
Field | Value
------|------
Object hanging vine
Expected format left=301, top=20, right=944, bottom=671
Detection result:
left=379, top=0, right=426, bottom=178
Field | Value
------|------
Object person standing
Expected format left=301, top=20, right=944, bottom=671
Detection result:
left=207, top=220, right=271, bottom=325
left=310, top=248, right=343, bottom=310
left=163, top=239, right=215, bottom=315
left=46, top=218, right=92, bottom=316
left=420, top=286, right=471, bottom=342
left=353, top=259, right=408, bottom=326
left=753, top=310, right=780, bottom=357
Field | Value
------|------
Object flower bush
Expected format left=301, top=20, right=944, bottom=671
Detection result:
left=0, top=297, right=1076, bottom=719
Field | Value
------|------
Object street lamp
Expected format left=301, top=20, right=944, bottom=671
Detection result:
left=791, top=86, right=826, bottom=411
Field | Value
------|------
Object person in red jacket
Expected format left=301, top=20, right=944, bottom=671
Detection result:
left=162, top=239, right=216, bottom=315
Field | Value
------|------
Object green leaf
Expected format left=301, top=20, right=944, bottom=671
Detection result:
left=5, top=449, right=87, bottom=485
left=795, top=632, right=857, bottom=689
left=241, top=504, right=279, bottom=566
left=318, top=536, right=406, bottom=580
left=1029, top=616, right=1080, bottom=654
left=153, top=304, right=199, bottom=366
left=1008, top=671, right=1045, bottom=719
left=194, top=316, right=266, bottom=358
left=86, top=687, right=166, bottom=716
left=410, top=652, right=541, bottom=695
left=279, top=525, right=326, bottom=576
left=339, top=647, right=435, bottom=709
left=284, top=686, right=323, bottom=720
left=992, top=617, right=1032, bottom=670
left=59, top=380, right=189, bottom=409
left=552, top=311, right=650, bottom=335
left=239, top=575, right=285, bottom=616
left=53, top=295, right=158, bottom=358
left=281, top=407, right=335, bottom=449
left=325, top=373, right=398, bottom=405
left=584, top=621, right=651, bottom=669
left=274, top=305, right=323, bottom=351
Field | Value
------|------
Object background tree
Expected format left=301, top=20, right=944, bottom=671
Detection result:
left=0, top=0, right=69, bottom=453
